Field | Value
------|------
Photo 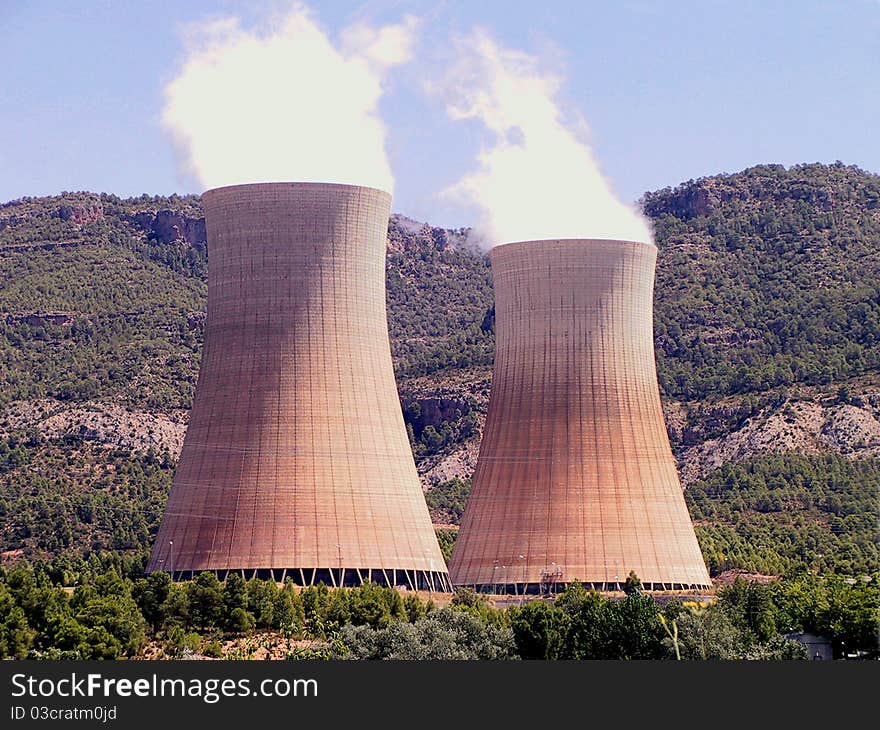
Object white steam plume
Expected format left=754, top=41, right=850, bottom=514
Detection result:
left=163, top=5, right=419, bottom=193
left=438, top=30, right=652, bottom=246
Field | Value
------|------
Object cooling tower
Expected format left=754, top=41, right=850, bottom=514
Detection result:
left=148, top=182, right=450, bottom=591
left=449, top=239, right=710, bottom=593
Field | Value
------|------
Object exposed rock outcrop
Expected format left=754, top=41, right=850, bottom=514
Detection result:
left=4, top=312, right=76, bottom=327
left=55, top=201, right=103, bottom=225
left=133, top=210, right=207, bottom=248
left=420, top=440, right=480, bottom=489
left=677, top=392, right=880, bottom=484
left=0, top=399, right=187, bottom=457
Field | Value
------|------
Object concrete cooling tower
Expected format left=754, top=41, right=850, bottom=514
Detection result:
left=449, top=239, right=711, bottom=593
left=148, top=182, right=450, bottom=591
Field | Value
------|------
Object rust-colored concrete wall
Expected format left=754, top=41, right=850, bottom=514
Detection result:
left=148, top=183, right=449, bottom=590
left=449, top=239, right=710, bottom=592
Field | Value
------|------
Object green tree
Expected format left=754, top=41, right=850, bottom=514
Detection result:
left=246, top=579, right=278, bottom=629
left=555, top=583, right=611, bottom=659
left=673, top=606, right=742, bottom=660
left=272, top=581, right=305, bottom=635
left=823, top=579, right=879, bottom=656
left=227, top=607, right=255, bottom=634
left=132, top=571, right=172, bottom=631
left=163, top=624, right=201, bottom=658
left=187, top=572, right=223, bottom=630
left=159, top=583, right=190, bottom=630
left=510, top=601, right=568, bottom=660
left=337, top=607, right=517, bottom=660
left=348, top=583, right=392, bottom=628
left=300, top=584, right=331, bottom=635
left=326, top=589, right=352, bottom=627
left=0, top=583, right=33, bottom=659
left=65, top=569, right=146, bottom=658
left=624, top=571, right=643, bottom=596
left=222, top=573, right=248, bottom=629
left=403, top=594, right=427, bottom=623
left=73, top=594, right=146, bottom=658
left=717, top=578, right=777, bottom=642
left=606, top=595, right=665, bottom=659
left=435, top=529, right=457, bottom=562
left=48, top=613, right=88, bottom=658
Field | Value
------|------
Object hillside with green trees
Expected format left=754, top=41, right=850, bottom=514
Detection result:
left=3, top=163, right=878, bottom=405
left=687, top=453, right=879, bottom=576
left=0, top=439, right=171, bottom=555
left=647, top=162, right=880, bottom=399
left=0, top=162, right=878, bottom=588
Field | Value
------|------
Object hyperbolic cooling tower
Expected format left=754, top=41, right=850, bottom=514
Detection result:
left=148, top=182, right=450, bottom=591
left=449, top=239, right=711, bottom=593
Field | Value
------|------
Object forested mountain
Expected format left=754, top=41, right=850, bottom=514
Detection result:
left=0, top=162, right=877, bottom=577
left=647, top=163, right=880, bottom=399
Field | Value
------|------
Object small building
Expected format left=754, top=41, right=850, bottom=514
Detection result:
left=786, top=632, right=834, bottom=660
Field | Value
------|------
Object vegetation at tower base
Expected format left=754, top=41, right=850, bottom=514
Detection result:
left=333, top=608, right=517, bottom=660
left=0, top=557, right=876, bottom=660
left=0, top=162, right=878, bottom=587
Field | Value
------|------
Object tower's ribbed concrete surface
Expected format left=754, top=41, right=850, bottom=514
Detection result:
left=148, top=182, right=450, bottom=590
left=449, top=239, right=710, bottom=593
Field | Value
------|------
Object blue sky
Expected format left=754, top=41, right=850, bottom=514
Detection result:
left=1, top=0, right=877, bottom=227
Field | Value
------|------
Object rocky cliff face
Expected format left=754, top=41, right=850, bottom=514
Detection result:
left=132, top=209, right=207, bottom=248
left=55, top=201, right=104, bottom=225
left=4, top=312, right=76, bottom=327
left=676, top=387, right=880, bottom=484
left=388, top=214, right=468, bottom=254
left=0, top=398, right=187, bottom=457
left=643, top=164, right=840, bottom=221
left=0, top=194, right=104, bottom=234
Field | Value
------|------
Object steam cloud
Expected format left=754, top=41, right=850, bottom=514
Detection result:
left=163, top=4, right=418, bottom=193
left=438, top=30, right=653, bottom=246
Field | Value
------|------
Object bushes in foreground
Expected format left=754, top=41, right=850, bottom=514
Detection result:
left=0, top=558, right=875, bottom=660
left=505, top=577, right=878, bottom=660
left=336, top=608, right=517, bottom=660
